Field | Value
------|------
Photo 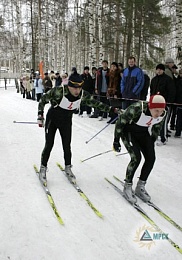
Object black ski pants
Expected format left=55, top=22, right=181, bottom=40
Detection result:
left=41, top=111, right=72, bottom=167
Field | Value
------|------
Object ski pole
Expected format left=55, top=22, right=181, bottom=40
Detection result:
left=13, top=121, right=37, bottom=124
left=115, top=152, right=128, bottom=156
left=85, top=116, right=118, bottom=144
left=81, top=149, right=113, bottom=162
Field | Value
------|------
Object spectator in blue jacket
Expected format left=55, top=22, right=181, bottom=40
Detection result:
left=121, top=56, right=144, bottom=109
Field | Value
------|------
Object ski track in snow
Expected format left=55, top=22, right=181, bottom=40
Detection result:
left=0, top=82, right=182, bottom=260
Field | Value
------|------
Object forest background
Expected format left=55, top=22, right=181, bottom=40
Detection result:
left=0, top=0, right=182, bottom=75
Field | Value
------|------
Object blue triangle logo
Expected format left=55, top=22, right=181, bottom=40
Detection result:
left=140, top=230, right=153, bottom=241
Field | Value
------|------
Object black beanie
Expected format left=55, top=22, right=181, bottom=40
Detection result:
left=156, top=64, right=165, bottom=71
left=84, top=66, right=89, bottom=70
left=71, top=67, right=77, bottom=74
left=68, top=73, right=84, bottom=88
left=92, top=67, right=97, bottom=70
left=111, top=62, right=118, bottom=68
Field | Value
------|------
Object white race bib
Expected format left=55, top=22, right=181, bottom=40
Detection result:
left=136, top=113, right=164, bottom=134
left=59, top=96, right=81, bottom=110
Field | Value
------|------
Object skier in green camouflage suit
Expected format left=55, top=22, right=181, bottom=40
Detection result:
left=37, top=72, right=116, bottom=185
left=113, top=95, right=166, bottom=204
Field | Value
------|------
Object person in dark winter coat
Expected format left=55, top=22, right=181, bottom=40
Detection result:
left=150, top=63, right=176, bottom=145
left=169, top=64, right=179, bottom=130
left=37, top=73, right=117, bottom=186
left=42, top=72, right=53, bottom=93
left=55, top=72, right=62, bottom=87
left=113, top=95, right=166, bottom=204
left=79, top=66, right=95, bottom=116
left=174, top=70, right=182, bottom=137
left=140, top=70, right=150, bottom=100
left=150, top=64, right=175, bottom=104
left=91, top=67, right=97, bottom=88
left=89, top=67, right=98, bottom=118
left=94, top=60, right=110, bottom=120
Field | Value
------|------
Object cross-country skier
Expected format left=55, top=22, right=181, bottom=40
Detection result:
left=37, top=72, right=116, bottom=185
left=113, top=94, right=166, bottom=204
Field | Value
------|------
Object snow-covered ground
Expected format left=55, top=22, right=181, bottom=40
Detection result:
left=0, top=81, right=182, bottom=260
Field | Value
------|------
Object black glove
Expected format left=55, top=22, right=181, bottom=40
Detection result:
left=113, top=140, right=121, bottom=152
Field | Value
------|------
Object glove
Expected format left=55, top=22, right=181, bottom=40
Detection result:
left=37, top=114, right=45, bottom=127
left=110, top=107, right=123, bottom=115
left=110, top=107, right=119, bottom=114
left=113, top=140, right=121, bottom=152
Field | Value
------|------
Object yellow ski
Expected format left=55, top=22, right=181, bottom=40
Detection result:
left=105, top=177, right=182, bottom=255
left=33, top=165, right=64, bottom=225
left=57, top=163, right=103, bottom=218
left=113, top=175, right=182, bottom=232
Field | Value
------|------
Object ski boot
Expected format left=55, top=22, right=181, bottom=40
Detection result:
left=65, top=165, right=76, bottom=184
left=123, top=182, right=137, bottom=204
left=39, top=165, right=47, bottom=186
left=135, top=179, right=151, bottom=202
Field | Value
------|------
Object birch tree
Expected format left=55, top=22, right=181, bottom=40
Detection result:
left=0, top=0, right=174, bottom=74
left=15, top=0, right=26, bottom=73
left=97, top=0, right=103, bottom=65
left=176, top=0, right=182, bottom=66
left=87, top=0, right=97, bottom=67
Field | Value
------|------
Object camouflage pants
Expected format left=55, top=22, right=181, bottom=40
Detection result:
left=121, top=131, right=156, bottom=183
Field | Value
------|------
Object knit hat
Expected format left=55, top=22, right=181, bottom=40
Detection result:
left=148, top=95, right=166, bottom=109
left=111, top=62, right=118, bottom=68
left=165, top=57, right=174, bottom=63
left=156, top=64, right=165, bottom=71
left=68, top=73, right=84, bottom=88
left=71, top=67, right=77, bottom=73
left=84, top=66, right=89, bottom=70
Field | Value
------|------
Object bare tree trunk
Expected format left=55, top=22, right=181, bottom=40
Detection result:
left=176, top=0, right=182, bottom=67
left=44, top=0, right=49, bottom=72
left=61, top=21, right=66, bottom=73
left=115, top=1, right=121, bottom=62
left=126, top=17, right=132, bottom=61
left=87, top=0, right=97, bottom=68
left=131, top=0, right=135, bottom=56
left=138, top=3, right=145, bottom=67
left=30, top=0, right=36, bottom=71
left=15, top=0, right=26, bottom=73
left=97, top=0, right=103, bottom=64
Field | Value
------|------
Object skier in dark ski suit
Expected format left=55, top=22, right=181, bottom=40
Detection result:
left=37, top=73, right=116, bottom=185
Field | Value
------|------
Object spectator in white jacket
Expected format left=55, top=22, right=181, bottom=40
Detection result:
left=34, top=74, right=44, bottom=102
